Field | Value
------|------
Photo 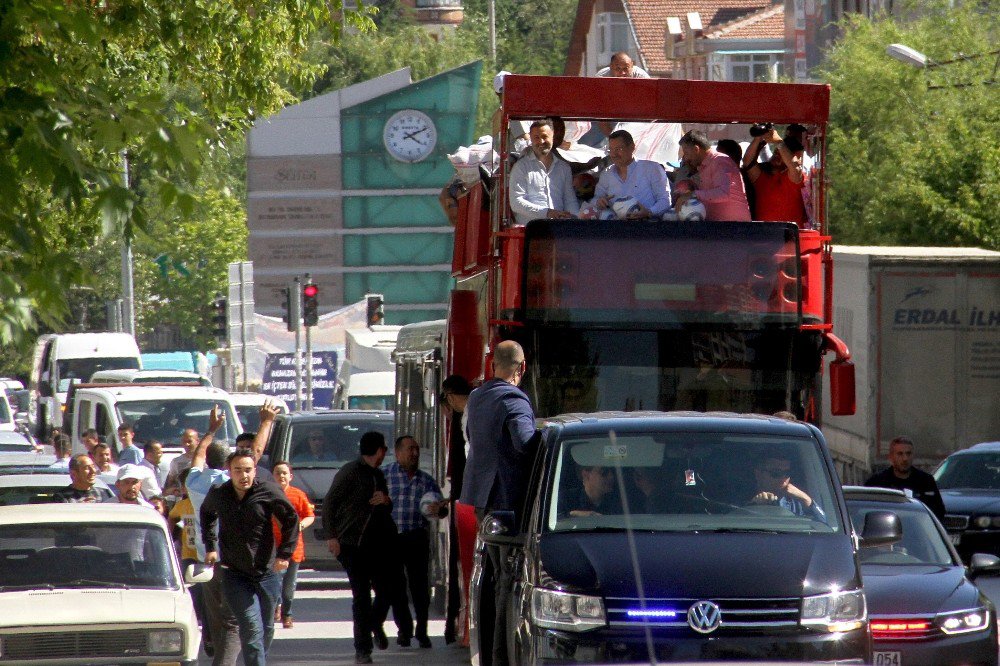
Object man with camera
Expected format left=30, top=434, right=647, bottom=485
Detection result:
left=742, top=125, right=808, bottom=228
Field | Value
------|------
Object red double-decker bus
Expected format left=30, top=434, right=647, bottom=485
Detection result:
left=446, top=74, right=854, bottom=422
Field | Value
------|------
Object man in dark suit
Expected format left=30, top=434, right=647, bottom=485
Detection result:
left=459, top=340, right=540, bottom=666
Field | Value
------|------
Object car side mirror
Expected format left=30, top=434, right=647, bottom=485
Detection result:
left=480, top=510, right=526, bottom=547
left=967, top=553, right=1000, bottom=579
left=184, top=562, right=214, bottom=585
left=859, top=510, right=902, bottom=548
left=829, top=359, right=856, bottom=416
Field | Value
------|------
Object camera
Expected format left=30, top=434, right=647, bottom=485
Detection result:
left=749, top=122, right=773, bottom=137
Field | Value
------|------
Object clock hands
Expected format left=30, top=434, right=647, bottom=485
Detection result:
left=403, top=127, right=429, bottom=143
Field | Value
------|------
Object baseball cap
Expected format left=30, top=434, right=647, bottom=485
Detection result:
left=117, top=464, right=143, bottom=482
left=493, top=70, right=512, bottom=94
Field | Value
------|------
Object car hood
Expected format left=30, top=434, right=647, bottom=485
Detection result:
left=537, top=531, right=859, bottom=598
left=862, top=565, right=979, bottom=615
left=940, top=489, right=1000, bottom=514
left=291, top=467, right=338, bottom=503
left=0, top=588, right=183, bottom=626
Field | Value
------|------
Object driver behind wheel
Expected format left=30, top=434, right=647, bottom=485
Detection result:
left=749, top=454, right=826, bottom=521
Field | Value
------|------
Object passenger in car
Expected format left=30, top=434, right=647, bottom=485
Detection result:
left=567, top=466, right=621, bottom=517
left=292, top=430, right=329, bottom=463
left=748, top=454, right=825, bottom=521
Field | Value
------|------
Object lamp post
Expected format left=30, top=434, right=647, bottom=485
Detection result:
left=886, top=43, right=1000, bottom=89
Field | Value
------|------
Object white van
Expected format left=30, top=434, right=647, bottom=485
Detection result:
left=335, top=370, right=396, bottom=410
left=0, top=503, right=207, bottom=664
left=89, top=368, right=212, bottom=387
left=68, top=384, right=242, bottom=463
left=29, top=333, right=142, bottom=439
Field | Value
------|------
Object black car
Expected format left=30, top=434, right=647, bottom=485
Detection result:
left=845, top=486, right=999, bottom=666
left=474, top=412, right=899, bottom=664
left=934, top=441, right=1000, bottom=562
left=261, top=410, right=394, bottom=568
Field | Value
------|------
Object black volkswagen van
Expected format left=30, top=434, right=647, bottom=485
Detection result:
left=472, top=412, right=898, bottom=664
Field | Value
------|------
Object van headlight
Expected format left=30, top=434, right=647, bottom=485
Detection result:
left=801, top=589, right=866, bottom=632
left=531, top=588, right=605, bottom=631
left=148, top=629, right=183, bottom=654
left=938, top=608, right=990, bottom=634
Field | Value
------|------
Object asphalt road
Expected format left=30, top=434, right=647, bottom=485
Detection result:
left=196, top=570, right=471, bottom=665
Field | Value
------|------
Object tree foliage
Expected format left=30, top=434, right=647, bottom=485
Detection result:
left=819, top=2, right=999, bottom=249
left=0, top=0, right=375, bottom=347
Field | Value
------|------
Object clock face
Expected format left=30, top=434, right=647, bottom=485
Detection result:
left=383, top=110, right=438, bottom=163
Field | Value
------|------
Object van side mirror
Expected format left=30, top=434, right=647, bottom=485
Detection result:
left=184, top=562, right=214, bottom=585
left=39, top=382, right=52, bottom=398
left=968, top=553, right=1000, bottom=579
left=829, top=359, right=856, bottom=416
left=859, top=510, right=902, bottom=548
left=480, top=510, right=525, bottom=546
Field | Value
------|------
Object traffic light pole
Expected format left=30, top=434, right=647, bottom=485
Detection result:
left=305, top=323, right=314, bottom=411
left=293, top=276, right=303, bottom=412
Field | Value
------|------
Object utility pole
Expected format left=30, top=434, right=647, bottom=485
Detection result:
left=488, top=0, right=496, bottom=63
left=293, top=276, right=303, bottom=411
left=120, top=151, right=135, bottom=336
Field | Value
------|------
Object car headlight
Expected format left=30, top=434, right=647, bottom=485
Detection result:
left=531, top=587, right=605, bottom=631
left=148, top=629, right=184, bottom=654
left=801, top=589, right=866, bottom=632
left=974, top=516, right=993, bottom=529
left=937, top=608, right=990, bottom=635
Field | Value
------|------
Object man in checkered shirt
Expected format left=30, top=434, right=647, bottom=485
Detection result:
left=382, top=435, right=447, bottom=648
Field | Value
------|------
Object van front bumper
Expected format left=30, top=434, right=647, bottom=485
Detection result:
left=524, top=625, right=869, bottom=664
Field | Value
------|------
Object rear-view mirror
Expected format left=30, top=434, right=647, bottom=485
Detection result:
left=859, top=510, right=901, bottom=548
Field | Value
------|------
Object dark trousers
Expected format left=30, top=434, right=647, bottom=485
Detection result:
left=445, top=513, right=461, bottom=641
left=475, top=508, right=512, bottom=666
left=399, top=527, right=431, bottom=639
left=371, top=534, right=414, bottom=639
left=339, top=544, right=376, bottom=654
left=278, top=561, right=300, bottom=619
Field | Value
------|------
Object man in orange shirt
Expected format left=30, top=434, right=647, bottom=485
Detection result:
left=271, top=461, right=315, bottom=629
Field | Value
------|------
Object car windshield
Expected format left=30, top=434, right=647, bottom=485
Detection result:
left=57, top=357, right=139, bottom=393
left=545, top=431, right=841, bottom=534
left=117, top=399, right=240, bottom=446
left=0, top=523, right=179, bottom=589
left=935, top=453, right=1000, bottom=490
left=286, top=419, right=394, bottom=468
left=0, top=482, right=67, bottom=506
left=848, top=500, right=955, bottom=566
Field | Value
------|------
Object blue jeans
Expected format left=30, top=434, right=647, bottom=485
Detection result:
left=278, top=561, right=300, bottom=619
left=219, top=567, right=281, bottom=666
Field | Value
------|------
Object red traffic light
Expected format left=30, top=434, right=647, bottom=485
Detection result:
left=303, top=283, right=319, bottom=297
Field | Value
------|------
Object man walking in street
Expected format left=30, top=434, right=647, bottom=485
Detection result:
left=54, top=454, right=115, bottom=503
left=323, top=431, right=403, bottom=665
left=865, top=436, right=946, bottom=519
left=459, top=339, right=541, bottom=666
left=201, top=448, right=299, bottom=666
left=383, top=435, right=447, bottom=649
left=105, top=464, right=155, bottom=507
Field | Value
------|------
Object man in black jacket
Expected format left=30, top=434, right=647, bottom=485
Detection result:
left=201, top=448, right=299, bottom=666
left=324, top=431, right=408, bottom=664
left=865, top=436, right=946, bottom=520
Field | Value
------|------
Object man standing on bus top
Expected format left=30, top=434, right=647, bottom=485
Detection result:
left=594, top=130, right=673, bottom=219
left=597, top=51, right=651, bottom=78
left=674, top=129, right=751, bottom=222
left=508, top=119, right=579, bottom=226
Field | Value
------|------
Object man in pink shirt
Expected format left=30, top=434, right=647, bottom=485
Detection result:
left=674, top=130, right=751, bottom=222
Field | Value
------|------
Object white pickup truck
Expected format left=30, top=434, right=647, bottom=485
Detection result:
left=66, top=384, right=242, bottom=462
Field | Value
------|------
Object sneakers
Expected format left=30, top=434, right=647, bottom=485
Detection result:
left=282, top=616, right=294, bottom=629
left=355, top=651, right=373, bottom=664
left=417, top=635, right=432, bottom=649
left=372, top=626, right=389, bottom=650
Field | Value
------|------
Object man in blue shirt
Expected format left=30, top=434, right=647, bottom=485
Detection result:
left=117, top=423, right=143, bottom=465
left=594, top=129, right=672, bottom=219
left=749, top=454, right=825, bottom=522
left=381, top=435, right=446, bottom=649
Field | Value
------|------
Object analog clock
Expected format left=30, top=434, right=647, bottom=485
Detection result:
left=383, top=109, right=438, bottom=163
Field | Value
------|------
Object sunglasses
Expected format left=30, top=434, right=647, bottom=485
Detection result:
left=761, top=468, right=791, bottom=478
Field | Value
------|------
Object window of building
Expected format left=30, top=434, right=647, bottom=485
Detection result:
left=596, top=12, right=632, bottom=64
left=727, top=53, right=783, bottom=82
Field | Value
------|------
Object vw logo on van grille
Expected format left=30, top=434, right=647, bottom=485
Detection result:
left=687, top=600, right=722, bottom=633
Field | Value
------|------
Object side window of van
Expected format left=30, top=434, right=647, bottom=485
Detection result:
left=95, top=404, right=114, bottom=444
left=77, top=399, right=93, bottom=432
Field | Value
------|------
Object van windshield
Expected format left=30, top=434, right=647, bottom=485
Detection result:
left=0, top=523, right=179, bottom=590
left=545, top=431, right=841, bottom=534
left=284, top=420, right=394, bottom=468
left=117, top=400, right=240, bottom=446
left=57, top=357, right=140, bottom=393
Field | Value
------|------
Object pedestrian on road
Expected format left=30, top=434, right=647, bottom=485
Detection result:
left=440, top=374, right=471, bottom=645
left=117, top=422, right=143, bottom=465
left=270, top=461, right=315, bottom=629
left=201, top=448, right=299, bottom=666
left=104, top=464, right=155, bottom=507
left=140, top=440, right=169, bottom=488
left=383, top=435, right=447, bottom=649
left=323, top=431, right=405, bottom=665
left=865, top=436, right=946, bottom=519
left=459, top=339, right=541, bottom=666
left=164, top=428, right=200, bottom=498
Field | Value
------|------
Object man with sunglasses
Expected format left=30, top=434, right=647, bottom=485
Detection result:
left=750, top=454, right=825, bottom=521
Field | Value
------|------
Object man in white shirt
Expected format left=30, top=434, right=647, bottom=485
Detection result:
left=596, top=52, right=651, bottom=78
left=594, top=130, right=672, bottom=218
left=508, top=119, right=579, bottom=226
left=140, top=440, right=169, bottom=488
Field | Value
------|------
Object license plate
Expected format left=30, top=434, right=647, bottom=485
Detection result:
left=950, top=533, right=962, bottom=545
left=874, top=651, right=901, bottom=666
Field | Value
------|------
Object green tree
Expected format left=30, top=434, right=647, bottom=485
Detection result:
left=0, top=0, right=375, bottom=346
left=819, top=3, right=999, bottom=249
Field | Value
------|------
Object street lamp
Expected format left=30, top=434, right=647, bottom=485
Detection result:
left=886, top=43, right=1000, bottom=89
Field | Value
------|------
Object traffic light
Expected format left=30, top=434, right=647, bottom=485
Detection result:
left=211, top=295, right=227, bottom=341
left=283, top=283, right=301, bottom=332
left=366, top=293, right=384, bottom=327
left=302, top=280, right=319, bottom=327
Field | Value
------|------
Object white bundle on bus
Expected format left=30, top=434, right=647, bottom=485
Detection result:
left=448, top=136, right=496, bottom=185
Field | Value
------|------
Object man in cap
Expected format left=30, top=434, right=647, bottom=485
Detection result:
left=105, top=464, right=155, bottom=507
